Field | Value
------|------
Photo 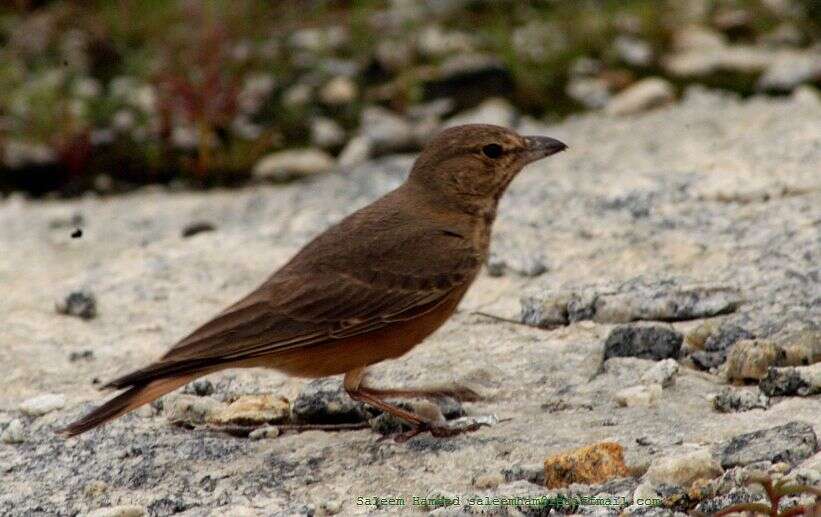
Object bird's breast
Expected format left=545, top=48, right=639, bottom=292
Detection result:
left=472, top=210, right=496, bottom=259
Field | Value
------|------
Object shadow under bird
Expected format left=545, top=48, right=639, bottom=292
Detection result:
left=61, top=124, right=567, bottom=440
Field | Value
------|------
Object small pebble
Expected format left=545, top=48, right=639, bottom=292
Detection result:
left=291, top=379, right=369, bottom=424
left=181, top=221, right=216, bottom=238
left=473, top=473, right=504, bottom=489
left=711, top=387, right=769, bottom=412
left=56, top=290, right=97, bottom=320
left=501, top=463, right=545, bottom=485
left=209, top=394, right=290, bottom=426
left=83, top=480, right=108, bottom=499
left=183, top=379, right=214, bottom=397
left=705, top=325, right=754, bottom=353
left=615, top=384, right=662, bottom=407
left=249, top=426, right=280, bottom=440
left=513, top=255, right=547, bottom=277
left=544, top=441, right=631, bottom=489
left=759, top=363, right=821, bottom=397
left=20, top=393, right=66, bottom=416
left=316, top=499, right=342, bottom=516
left=486, top=253, right=507, bottom=277
left=716, top=421, right=818, bottom=468
left=685, top=321, right=716, bottom=349
left=164, top=394, right=225, bottom=426
left=1, top=419, right=25, bottom=444
left=725, top=339, right=786, bottom=381
left=640, top=358, right=680, bottom=387
left=69, top=350, right=94, bottom=362
left=644, top=448, right=724, bottom=489
left=604, top=325, right=683, bottom=361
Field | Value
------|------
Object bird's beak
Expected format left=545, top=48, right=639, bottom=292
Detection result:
left=522, top=135, right=568, bottom=163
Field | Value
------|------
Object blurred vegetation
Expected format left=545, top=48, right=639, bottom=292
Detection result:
left=0, top=0, right=818, bottom=195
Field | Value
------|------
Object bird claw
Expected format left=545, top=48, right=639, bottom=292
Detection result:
left=391, top=417, right=488, bottom=443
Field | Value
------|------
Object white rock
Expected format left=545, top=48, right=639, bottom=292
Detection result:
left=614, top=36, right=653, bottom=67
left=360, top=106, right=415, bottom=154
left=672, top=26, right=727, bottom=51
left=3, top=140, right=56, bottom=168
left=407, top=98, right=454, bottom=121
left=758, top=51, right=821, bottom=92
left=164, top=394, right=225, bottom=426
left=237, top=74, right=276, bottom=114
left=317, top=499, right=342, bottom=516
left=444, top=98, right=517, bottom=128
left=249, top=426, right=280, bottom=440
left=417, top=25, right=475, bottom=58
left=112, top=110, right=136, bottom=132
left=663, top=45, right=773, bottom=77
left=606, top=78, right=675, bottom=116
left=252, top=149, right=334, bottom=181
left=282, top=83, right=312, bottom=109
left=337, top=136, right=372, bottom=167
left=615, top=384, right=662, bottom=407
left=566, top=77, right=611, bottom=109
left=644, top=448, right=724, bottom=489
left=376, top=39, right=414, bottom=71
left=570, top=56, right=603, bottom=76
left=171, top=126, right=198, bottom=150
left=792, top=85, right=821, bottom=105
left=632, top=481, right=659, bottom=504
left=1, top=419, right=25, bottom=444
left=640, top=359, right=680, bottom=387
left=73, top=77, right=101, bottom=98
left=289, top=26, right=348, bottom=53
left=310, top=117, right=346, bottom=149
left=208, top=394, right=289, bottom=426
left=20, top=393, right=66, bottom=416
left=232, top=116, right=263, bottom=141
left=84, top=505, right=147, bottom=517
left=319, top=76, right=357, bottom=106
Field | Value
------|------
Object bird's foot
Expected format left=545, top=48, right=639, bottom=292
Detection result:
left=391, top=416, right=493, bottom=443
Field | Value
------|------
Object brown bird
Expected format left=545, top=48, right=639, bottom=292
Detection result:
left=61, top=124, right=567, bottom=439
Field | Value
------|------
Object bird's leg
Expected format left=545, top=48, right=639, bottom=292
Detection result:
left=344, top=368, right=430, bottom=426
left=343, top=368, right=481, bottom=442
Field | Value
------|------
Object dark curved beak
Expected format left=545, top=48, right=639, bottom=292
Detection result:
left=523, top=135, right=568, bottom=163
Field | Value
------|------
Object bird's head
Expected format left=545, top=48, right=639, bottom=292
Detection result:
left=408, top=124, right=567, bottom=208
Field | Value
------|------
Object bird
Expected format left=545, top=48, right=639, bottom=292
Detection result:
left=60, top=123, right=567, bottom=439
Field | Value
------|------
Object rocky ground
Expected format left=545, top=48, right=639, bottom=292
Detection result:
left=1, top=88, right=820, bottom=516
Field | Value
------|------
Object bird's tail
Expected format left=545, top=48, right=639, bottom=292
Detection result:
left=58, top=371, right=201, bottom=437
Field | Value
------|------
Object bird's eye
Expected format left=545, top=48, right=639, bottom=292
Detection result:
left=482, top=144, right=503, bottom=159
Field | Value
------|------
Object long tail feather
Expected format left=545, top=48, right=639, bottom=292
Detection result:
left=59, top=373, right=199, bottom=437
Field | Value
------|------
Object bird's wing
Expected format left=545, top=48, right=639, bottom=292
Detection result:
left=158, top=226, right=479, bottom=363
left=159, top=272, right=453, bottom=362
